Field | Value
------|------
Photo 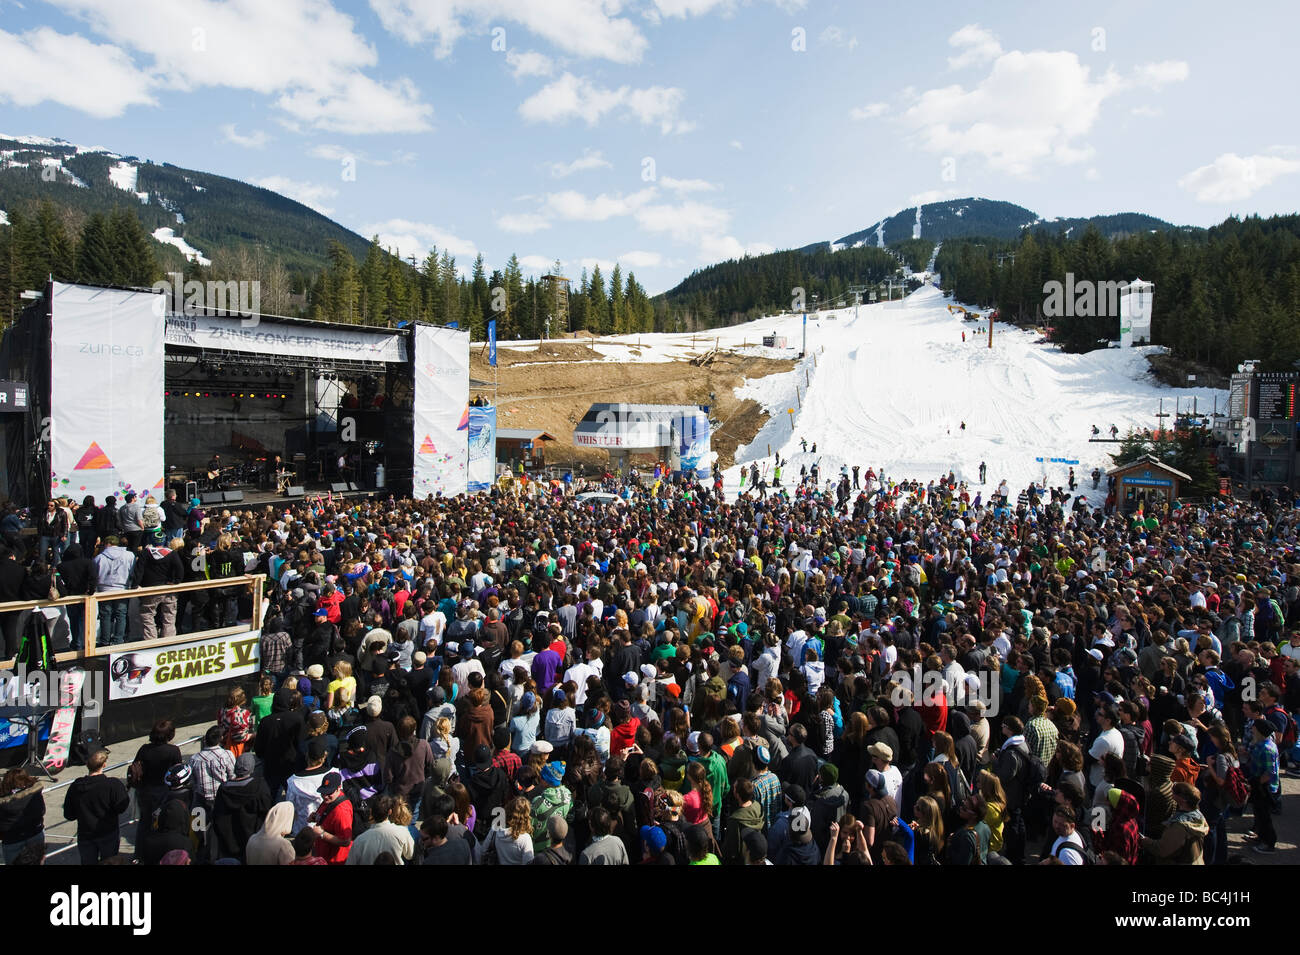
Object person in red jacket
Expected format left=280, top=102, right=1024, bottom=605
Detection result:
left=317, top=582, right=344, bottom=625
left=609, top=699, right=641, bottom=758
left=307, top=771, right=353, bottom=865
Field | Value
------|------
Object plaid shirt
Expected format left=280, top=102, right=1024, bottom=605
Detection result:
left=752, top=769, right=782, bottom=830
left=189, top=746, right=236, bottom=805
left=261, top=630, right=291, bottom=674
left=1025, top=716, right=1059, bottom=766
left=493, top=749, right=521, bottom=783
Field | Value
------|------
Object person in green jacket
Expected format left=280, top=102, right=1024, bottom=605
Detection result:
left=690, top=732, right=730, bottom=833
left=531, top=762, right=573, bottom=843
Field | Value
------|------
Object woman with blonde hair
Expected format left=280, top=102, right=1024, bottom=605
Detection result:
left=911, top=795, right=945, bottom=866
left=430, top=716, right=460, bottom=766
left=326, top=660, right=357, bottom=727
left=489, top=796, right=535, bottom=864
left=977, top=770, right=1008, bottom=857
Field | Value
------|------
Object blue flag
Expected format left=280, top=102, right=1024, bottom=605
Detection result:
left=447, top=321, right=458, bottom=329
left=488, top=319, right=497, bottom=367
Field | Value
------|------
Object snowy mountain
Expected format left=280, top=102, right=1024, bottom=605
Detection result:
left=0, top=134, right=374, bottom=273
left=810, top=198, right=1184, bottom=251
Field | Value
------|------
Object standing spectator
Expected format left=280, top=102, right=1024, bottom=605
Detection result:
left=1243, top=720, right=1280, bottom=854
left=246, top=802, right=295, bottom=865
left=134, top=537, right=184, bottom=640
left=62, top=749, right=130, bottom=864
left=306, top=771, right=353, bottom=865
left=36, top=499, right=68, bottom=567
left=345, top=795, right=415, bottom=865
left=219, top=686, right=254, bottom=758
left=131, top=720, right=182, bottom=847
left=93, top=535, right=135, bottom=646
left=0, top=768, right=45, bottom=864
left=210, top=754, right=271, bottom=863
left=189, top=725, right=237, bottom=813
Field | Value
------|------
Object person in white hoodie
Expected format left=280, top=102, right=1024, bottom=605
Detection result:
left=285, top=739, right=329, bottom=835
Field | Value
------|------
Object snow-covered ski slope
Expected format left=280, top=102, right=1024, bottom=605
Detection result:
left=718, top=285, right=1224, bottom=497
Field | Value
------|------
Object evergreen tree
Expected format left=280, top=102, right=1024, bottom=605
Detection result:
left=75, top=213, right=115, bottom=285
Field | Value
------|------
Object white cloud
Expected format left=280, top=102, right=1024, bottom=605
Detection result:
left=635, top=200, right=730, bottom=240
left=505, top=49, right=554, bottom=78
left=907, top=188, right=960, bottom=205
left=820, top=25, right=858, bottom=50
left=660, top=175, right=716, bottom=194
left=519, top=73, right=691, bottom=133
left=370, top=0, right=648, bottom=64
left=580, top=257, right=617, bottom=274
left=276, top=74, right=431, bottom=134
left=651, top=0, right=731, bottom=16
left=1266, top=144, right=1298, bottom=157
left=547, top=149, right=612, bottom=177
left=221, top=123, right=268, bottom=149
left=1085, top=168, right=1100, bottom=181
left=1132, top=60, right=1189, bottom=88
left=730, top=139, right=744, bottom=150
left=518, top=255, right=555, bottom=272
left=698, top=234, right=773, bottom=262
left=1177, top=153, right=1300, bottom=202
left=618, top=250, right=665, bottom=269
left=901, top=44, right=1187, bottom=177
left=362, top=218, right=477, bottom=261
left=41, top=0, right=432, bottom=133
left=947, top=24, right=1001, bottom=70
left=310, top=144, right=415, bottom=166
left=546, top=188, right=656, bottom=221
left=1130, top=105, right=1161, bottom=117
left=0, top=26, right=156, bottom=117
left=497, top=212, right=551, bottom=233
left=649, top=0, right=806, bottom=18
left=253, top=175, right=338, bottom=215
left=849, top=102, right=888, bottom=121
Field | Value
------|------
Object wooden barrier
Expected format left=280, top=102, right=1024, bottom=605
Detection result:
left=0, top=574, right=264, bottom=671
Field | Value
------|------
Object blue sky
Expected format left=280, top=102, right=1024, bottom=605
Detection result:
left=1, top=0, right=1298, bottom=293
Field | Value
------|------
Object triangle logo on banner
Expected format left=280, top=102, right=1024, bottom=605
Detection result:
left=457, top=405, right=470, bottom=431
left=74, top=441, right=113, bottom=470
left=418, top=435, right=436, bottom=454
left=153, top=475, right=166, bottom=490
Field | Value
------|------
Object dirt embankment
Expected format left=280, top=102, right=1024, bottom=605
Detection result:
left=469, top=345, right=794, bottom=470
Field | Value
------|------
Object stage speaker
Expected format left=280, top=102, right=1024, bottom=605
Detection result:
left=347, top=482, right=360, bottom=492
left=223, top=490, right=244, bottom=503
left=287, top=485, right=306, bottom=497
left=201, top=492, right=223, bottom=505
left=185, top=481, right=198, bottom=502
left=330, top=482, right=349, bottom=493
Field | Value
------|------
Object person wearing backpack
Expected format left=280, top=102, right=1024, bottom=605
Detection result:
left=1200, top=724, right=1246, bottom=865
left=1048, top=804, right=1092, bottom=864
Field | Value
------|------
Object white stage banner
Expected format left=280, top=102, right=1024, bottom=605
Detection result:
left=50, top=283, right=165, bottom=503
left=165, top=312, right=407, bottom=363
left=413, top=324, right=469, bottom=497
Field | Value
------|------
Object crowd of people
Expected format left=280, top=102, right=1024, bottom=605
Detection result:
left=1, top=462, right=1298, bottom=866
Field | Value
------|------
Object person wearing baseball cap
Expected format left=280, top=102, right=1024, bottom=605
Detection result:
left=306, top=771, right=353, bottom=865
